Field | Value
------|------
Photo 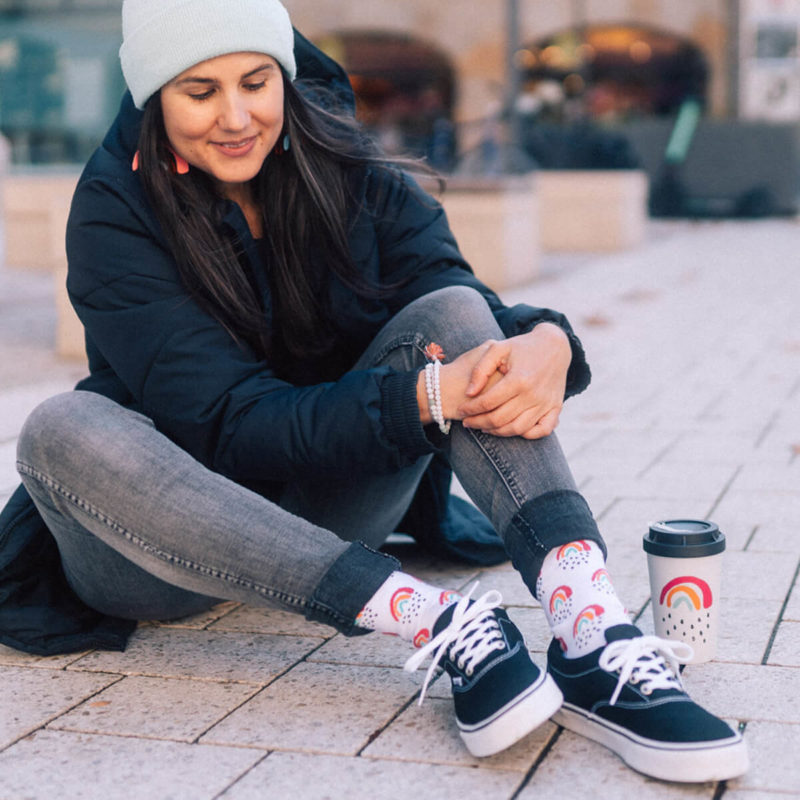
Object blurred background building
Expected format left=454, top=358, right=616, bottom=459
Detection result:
left=1, top=0, right=799, bottom=215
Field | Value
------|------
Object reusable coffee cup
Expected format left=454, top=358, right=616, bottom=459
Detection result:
left=643, top=520, right=726, bottom=663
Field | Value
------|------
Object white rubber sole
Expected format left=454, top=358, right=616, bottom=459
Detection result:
left=459, top=672, right=563, bottom=758
left=553, top=704, right=750, bottom=783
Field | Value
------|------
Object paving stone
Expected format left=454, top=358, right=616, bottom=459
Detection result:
left=518, top=729, right=714, bottom=798
left=0, top=666, right=119, bottom=748
left=732, top=462, right=800, bottom=494
left=362, top=696, right=556, bottom=772
left=472, top=567, right=535, bottom=607
left=48, top=676, right=259, bottom=742
left=784, top=583, right=800, bottom=621
left=0, top=731, right=262, bottom=800
left=502, top=605, right=553, bottom=654
left=725, top=721, right=800, bottom=795
left=711, top=597, right=782, bottom=665
left=0, top=644, right=90, bottom=670
left=712, top=492, right=800, bottom=554
left=148, top=600, right=240, bottom=630
left=218, top=751, right=523, bottom=800
left=208, top=605, right=335, bottom=638
left=681, top=663, right=800, bottom=723
left=721, top=551, right=797, bottom=601
left=201, top=662, right=420, bottom=754
left=68, top=627, right=319, bottom=684
left=766, top=621, right=800, bottom=667
left=307, top=629, right=414, bottom=668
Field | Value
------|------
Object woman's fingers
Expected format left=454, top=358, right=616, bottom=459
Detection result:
left=464, top=340, right=509, bottom=397
left=464, top=401, right=562, bottom=438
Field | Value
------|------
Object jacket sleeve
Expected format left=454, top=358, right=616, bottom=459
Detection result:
left=66, top=178, right=434, bottom=482
left=364, top=169, right=591, bottom=398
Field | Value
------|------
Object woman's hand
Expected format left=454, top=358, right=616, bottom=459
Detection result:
left=457, top=324, right=572, bottom=439
left=416, top=323, right=572, bottom=439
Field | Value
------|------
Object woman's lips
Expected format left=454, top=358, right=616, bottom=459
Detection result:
left=212, top=136, right=257, bottom=157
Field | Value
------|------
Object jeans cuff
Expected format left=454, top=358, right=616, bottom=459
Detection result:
left=502, top=490, right=606, bottom=598
left=305, top=541, right=400, bottom=635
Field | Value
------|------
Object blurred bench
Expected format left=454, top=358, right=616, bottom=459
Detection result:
left=537, top=170, right=649, bottom=251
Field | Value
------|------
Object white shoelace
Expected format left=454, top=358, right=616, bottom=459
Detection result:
left=599, top=635, right=694, bottom=706
left=404, top=585, right=506, bottom=706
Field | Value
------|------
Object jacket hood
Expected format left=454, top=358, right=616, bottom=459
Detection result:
left=102, top=27, right=355, bottom=163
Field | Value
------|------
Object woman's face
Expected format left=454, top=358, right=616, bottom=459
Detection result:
left=160, top=52, right=285, bottom=199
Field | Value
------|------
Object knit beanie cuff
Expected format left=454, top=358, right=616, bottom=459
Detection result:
left=120, top=0, right=296, bottom=109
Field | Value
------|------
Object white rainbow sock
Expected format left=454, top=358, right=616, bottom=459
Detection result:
left=536, top=540, right=630, bottom=658
left=355, top=571, right=460, bottom=648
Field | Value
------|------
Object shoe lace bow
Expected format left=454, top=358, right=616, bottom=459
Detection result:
left=403, top=585, right=506, bottom=706
left=599, top=635, right=694, bottom=706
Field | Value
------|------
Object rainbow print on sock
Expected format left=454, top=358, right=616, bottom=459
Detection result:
left=573, top=604, right=605, bottom=638
left=439, top=590, right=460, bottom=606
left=592, top=568, right=611, bottom=588
left=413, top=628, right=430, bottom=648
left=549, top=585, right=573, bottom=614
left=390, top=587, right=415, bottom=621
left=659, top=576, right=713, bottom=610
left=556, top=540, right=593, bottom=561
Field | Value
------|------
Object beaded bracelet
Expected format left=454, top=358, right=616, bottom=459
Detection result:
left=424, top=359, right=451, bottom=435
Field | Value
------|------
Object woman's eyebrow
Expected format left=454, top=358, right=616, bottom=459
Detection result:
left=174, top=63, right=275, bottom=86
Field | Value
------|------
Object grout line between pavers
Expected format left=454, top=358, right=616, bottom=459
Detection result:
left=705, top=465, right=743, bottom=521
left=509, top=726, right=562, bottom=799
left=634, top=433, right=683, bottom=479
left=742, top=525, right=759, bottom=551
left=212, top=751, right=271, bottom=800
left=761, top=556, right=800, bottom=666
left=753, top=409, right=780, bottom=450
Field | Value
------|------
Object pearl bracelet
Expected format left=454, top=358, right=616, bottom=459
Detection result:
left=424, top=359, right=451, bottom=435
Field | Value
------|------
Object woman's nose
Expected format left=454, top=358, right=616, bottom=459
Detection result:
left=218, top=94, right=250, bottom=131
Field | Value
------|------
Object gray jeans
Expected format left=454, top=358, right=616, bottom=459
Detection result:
left=16, top=287, right=603, bottom=633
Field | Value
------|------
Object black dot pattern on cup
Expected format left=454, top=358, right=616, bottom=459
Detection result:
left=663, top=611, right=709, bottom=644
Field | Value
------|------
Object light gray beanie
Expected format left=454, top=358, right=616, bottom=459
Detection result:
left=120, top=0, right=297, bottom=109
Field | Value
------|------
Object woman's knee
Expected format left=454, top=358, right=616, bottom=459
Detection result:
left=408, top=286, right=501, bottom=349
left=17, top=391, right=134, bottom=471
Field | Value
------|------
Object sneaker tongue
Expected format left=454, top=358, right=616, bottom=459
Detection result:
left=432, top=601, right=458, bottom=637
left=604, top=623, right=642, bottom=643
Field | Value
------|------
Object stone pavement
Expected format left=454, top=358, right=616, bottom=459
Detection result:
left=0, top=219, right=798, bottom=799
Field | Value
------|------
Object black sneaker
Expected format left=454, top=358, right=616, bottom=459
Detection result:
left=547, top=623, right=749, bottom=782
left=405, top=588, right=563, bottom=757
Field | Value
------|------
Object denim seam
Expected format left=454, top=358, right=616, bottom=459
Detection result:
left=17, top=461, right=310, bottom=615
left=460, top=429, right=526, bottom=510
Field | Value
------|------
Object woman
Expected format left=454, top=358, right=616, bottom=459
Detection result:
left=5, top=0, right=746, bottom=781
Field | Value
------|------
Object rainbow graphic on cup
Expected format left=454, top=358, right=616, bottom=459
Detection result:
left=658, top=575, right=713, bottom=611
left=573, top=603, right=605, bottom=637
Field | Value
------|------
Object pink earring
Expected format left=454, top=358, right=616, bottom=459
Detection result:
left=167, top=146, right=190, bottom=175
left=131, top=150, right=140, bottom=171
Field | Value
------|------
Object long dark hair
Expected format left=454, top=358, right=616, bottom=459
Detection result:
left=137, top=72, right=397, bottom=365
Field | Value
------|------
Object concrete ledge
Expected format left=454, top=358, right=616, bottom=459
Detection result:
left=537, top=169, right=649, bottom=252
left=1, top=172, right=80, bottom=270
left=429, top=176, right=540, bottom=291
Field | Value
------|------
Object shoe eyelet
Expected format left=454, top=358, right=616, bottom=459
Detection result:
left=629, top=675, right=640, bottom=685
left=641, top=685, right=653, bottom=695
left=465, top=667, right=474, bottom=677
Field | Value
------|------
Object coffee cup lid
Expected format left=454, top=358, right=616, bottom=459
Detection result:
left=643, top=519, right=725, bottom=558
